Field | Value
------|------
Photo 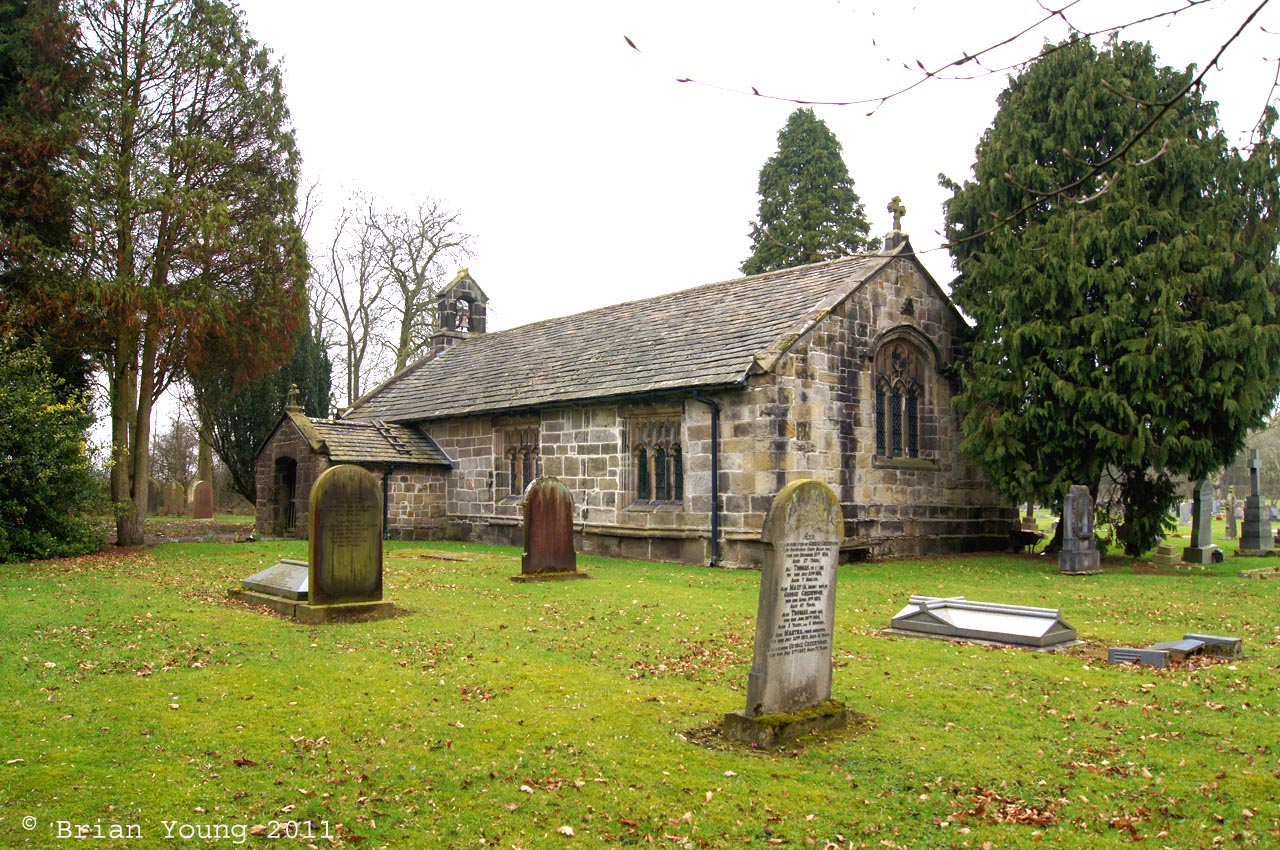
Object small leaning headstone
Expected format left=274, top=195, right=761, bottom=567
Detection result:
left=512, top=477, right=586, bottom=582
left=1058, top=484, right=1100, bottom=575
left=1184, top=479, right=1219, bottom=564
left=723, top=480, right=848, bottom=747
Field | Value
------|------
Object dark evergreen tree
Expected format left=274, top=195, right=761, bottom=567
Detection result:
left=942, top=37, right=1280, bottom=556
left=191, top=309, right=331, bottom=503
left=742, top=108, right=879, bottom=275
left=0, top=0, right=91, bottom=396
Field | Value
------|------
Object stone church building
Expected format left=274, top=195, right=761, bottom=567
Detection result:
left=255, top=232, right=1015, bottom=566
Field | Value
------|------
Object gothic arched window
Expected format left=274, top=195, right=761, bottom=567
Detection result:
left=873, top=338, right=926, bottom=459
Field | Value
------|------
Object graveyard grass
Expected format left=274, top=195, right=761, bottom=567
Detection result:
left=2, top=539, right=1277, bottom=849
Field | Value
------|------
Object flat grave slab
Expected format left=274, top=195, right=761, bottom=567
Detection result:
left=887, top=595, right=1080, bottom=649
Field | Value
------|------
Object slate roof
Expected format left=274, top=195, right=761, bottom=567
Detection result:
left=308, top=417, right=452, bottom=466
left=346, top=248, right=904, bottom=424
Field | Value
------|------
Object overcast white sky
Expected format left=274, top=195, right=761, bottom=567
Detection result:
left=228, top=0, right=1279, bottom=337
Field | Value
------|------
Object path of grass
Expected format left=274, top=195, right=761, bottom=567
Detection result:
left=1, top=541, right=1277, bottom=848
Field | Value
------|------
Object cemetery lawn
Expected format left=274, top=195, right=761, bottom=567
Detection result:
left=2, top=542, right=1277, bottom=849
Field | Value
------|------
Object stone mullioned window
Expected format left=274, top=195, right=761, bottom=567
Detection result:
left=628, top=412, right=683, bottom=506
left=499, top=422, right=540, bottom=499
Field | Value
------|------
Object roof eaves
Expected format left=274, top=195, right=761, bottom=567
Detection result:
left=747, top=249, right=899, bottom=376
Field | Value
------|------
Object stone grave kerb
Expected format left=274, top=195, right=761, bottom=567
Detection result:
left=723, top=480, right=848, bottom=747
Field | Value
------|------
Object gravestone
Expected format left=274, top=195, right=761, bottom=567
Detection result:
left=161, top=481, right=185, bottom=516
left=1178, top=501, right=1192, bottom=525
left=1184, top=479, right=1219, bottom=564
left=513, top=477, right=586, bottom=582
left=723, top=480, right=847, bottom=746
left=191, top=480, right=213, bottom=520
left=1226, top=487, right=1237, bottom=540
left=1058, top=484, right=1100, bottom=575
left=1239, top=450, right=1273, bottom=554
left=1149, top=540, right=1182, bottom=568
left=295, top=464, right=392, bottom=623
left=147, top=478, right=162, bottom=516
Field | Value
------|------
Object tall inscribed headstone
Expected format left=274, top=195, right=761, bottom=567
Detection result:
left=1058, top=484, right=1100, bottom=575
left=724, top=480, right=848, bottom=746
left=299, top=464, right=392, bottom=622
left=1239, top=450, right=1273, bottom=554
left=1183, top=479, right=1219, bottom=564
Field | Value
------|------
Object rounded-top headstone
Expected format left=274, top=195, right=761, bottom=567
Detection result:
left=746, top=480, right=844, bottom=717
left=191, top=479, right=214, bottom=520
left=308, top=464, right=383, bottom=605
left=522, top=476, right=577, bottom=575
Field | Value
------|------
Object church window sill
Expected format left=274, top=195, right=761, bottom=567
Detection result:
left=872, top=456, right=938, bottom=471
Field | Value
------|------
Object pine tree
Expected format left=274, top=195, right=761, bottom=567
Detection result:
left=742, top=108, right=878, bottom=275
left=943, top=37, right=1280, bottom=555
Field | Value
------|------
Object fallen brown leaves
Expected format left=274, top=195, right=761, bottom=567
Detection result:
left=952, top=786, right=1063, bottom=827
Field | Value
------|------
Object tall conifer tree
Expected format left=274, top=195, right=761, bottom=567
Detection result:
left=742, top=108, right=878, bottom=275
left=943, top=37, right=1280, bottom=555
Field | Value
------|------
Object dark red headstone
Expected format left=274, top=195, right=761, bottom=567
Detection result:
left=192, top=480, right=214, bottom=520
left=521, top=477, right=577, bottom=575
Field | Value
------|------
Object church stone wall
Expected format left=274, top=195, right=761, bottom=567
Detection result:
left=708, top=255, right=1013, bottom=564
left=413, top=255, right=1012, bottom=566
left=383, top=468, right=449, bottom=540
left=254, top=419, right=328, bottom=540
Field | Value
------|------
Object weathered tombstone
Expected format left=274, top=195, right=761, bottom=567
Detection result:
left=1021, top=502, right=1038, bottom=531
left=295, top=464, right=392, bottom=623
left=146, top=478, right=162, bottom=516
left=191, top=479, right=214, bottom=519
left=1226, top=486, right=1238, bottom=540
left=1184, top=479, right=1219, bottom=564
left=1178, top=501, right=1192, bottom=525
left=1058, top=484, right=1100, bottom=575
left=1149, top=540, right=1182, bottom=568
left=723, top=480, right=847, bottom=746
left=1239, top=450, right=1273, bottom=554
left=162, top=481, right=185, bottom=516
left=512, top=477, right=586, bottom=582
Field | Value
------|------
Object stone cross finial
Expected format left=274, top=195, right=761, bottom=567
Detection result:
left=286, top=383, right=301, bottom=411
left=888, top=196, right=906, bottom=232
left=1249, top=448, right=1261, bottom=496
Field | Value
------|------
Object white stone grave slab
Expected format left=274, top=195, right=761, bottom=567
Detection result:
left=888, top=596, right=1079, bottom=649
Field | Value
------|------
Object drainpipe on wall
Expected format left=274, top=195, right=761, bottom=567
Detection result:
left=382, top=464, right=396, bottom=540
left=691, top=390, right=721, bottom=566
